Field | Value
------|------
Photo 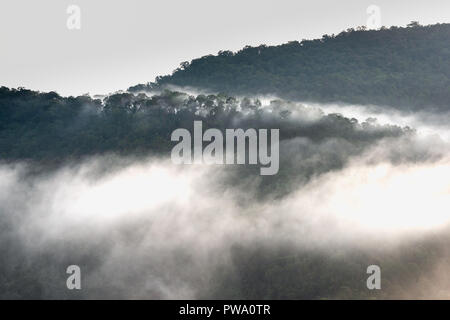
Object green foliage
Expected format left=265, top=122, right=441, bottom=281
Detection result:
left=0, top=87, right=408, bottom=166
left=130, top=24, right=450, bottom=111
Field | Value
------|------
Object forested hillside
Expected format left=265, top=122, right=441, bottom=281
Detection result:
left=0, top=87, right=415, bottom=198
left=0, top=87, right=408, bottom=163
left=130, top=23, right=450, bottom=110
left=2, top=22, right=450, bottom=300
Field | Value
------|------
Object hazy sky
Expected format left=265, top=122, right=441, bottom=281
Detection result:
left=1, top=0, right=449, bottom=96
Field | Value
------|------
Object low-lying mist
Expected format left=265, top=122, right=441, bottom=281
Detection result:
left=2, top=86, right=450, bottom=299
left=1, top=113, right=450, bottom=298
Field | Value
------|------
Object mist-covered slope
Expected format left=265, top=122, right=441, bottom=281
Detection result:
left=2, top=23, right=450, bottom=300
left=0, top=87, right=408, bottom=164
left=129, top=23, right=450, bottom=111
left=2, top=86, right=422, bottom=200
left=1, top=86, right=450, bottom=299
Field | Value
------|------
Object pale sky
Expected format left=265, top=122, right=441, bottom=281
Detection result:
left=1, top=0, right=449, bottom=96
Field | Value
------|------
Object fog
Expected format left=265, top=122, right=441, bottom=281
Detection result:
left=1, top=98, right=450, bottom=299
left=314, top=102, right=450, bottom=142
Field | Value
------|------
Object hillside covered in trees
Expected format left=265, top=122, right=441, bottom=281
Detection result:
left=129, top=23, right=450, bottom=111
left=2, top=22, right=450, bottom=300
left=1, top=86, right=417, bottom=197
left=0, top=86, right=409, bottom=163
left=1, top=85, right=449, bottom=299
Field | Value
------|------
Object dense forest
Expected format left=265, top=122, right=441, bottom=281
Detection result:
left=0, top=86, right=415, bottom=198
left=0, top=86, right=408, bottom=162
left=130, top=23, right=450, bottom=111
left=1, top=85, right=446, bottom=299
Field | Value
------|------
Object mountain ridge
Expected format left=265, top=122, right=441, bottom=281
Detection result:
left=129, top=23, right=450, bottom=110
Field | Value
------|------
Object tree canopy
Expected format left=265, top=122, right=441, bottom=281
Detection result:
left=130, top=23, right=450, bottom=111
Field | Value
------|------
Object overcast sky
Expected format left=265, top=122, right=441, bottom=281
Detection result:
left=1, top=0, right=449, bottom=96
